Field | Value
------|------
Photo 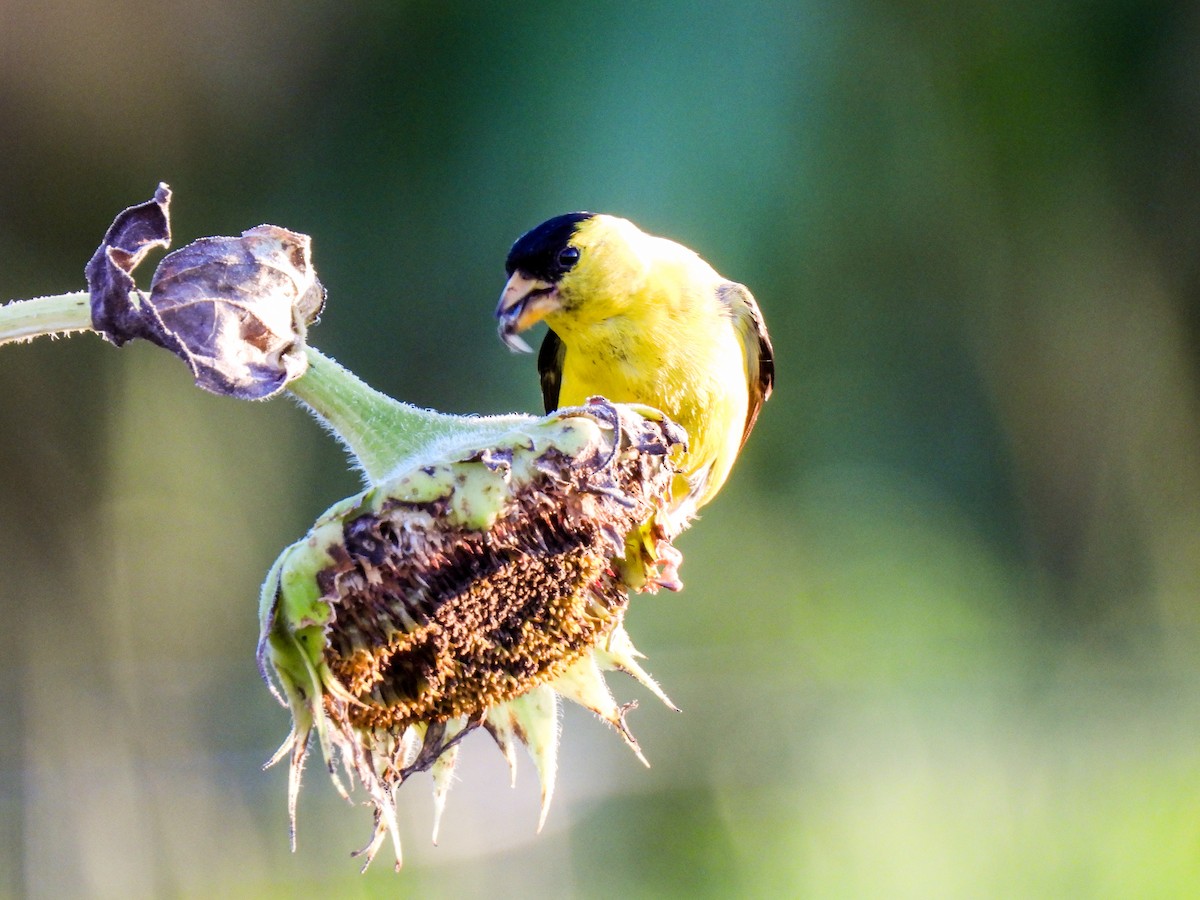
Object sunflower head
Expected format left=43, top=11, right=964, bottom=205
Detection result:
left=258, top=398, right=685, bottom=870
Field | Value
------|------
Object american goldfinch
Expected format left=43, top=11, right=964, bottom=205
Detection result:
left=495, top=212, right=774, bottom=527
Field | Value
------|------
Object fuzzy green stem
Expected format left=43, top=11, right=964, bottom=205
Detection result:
left=289, top=347, right=528, bottom=484
left=0, top=291, right=92, bottom=346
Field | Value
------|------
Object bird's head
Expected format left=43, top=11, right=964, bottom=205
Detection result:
left=496, top=212, right=649, bottom=352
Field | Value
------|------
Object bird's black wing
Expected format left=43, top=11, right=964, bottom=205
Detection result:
left=537, top=328, right=566, bottom=413
left=717, top=282, right=775, bottom=447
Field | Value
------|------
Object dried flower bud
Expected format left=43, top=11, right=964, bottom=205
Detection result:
left=258, top=399, right=685, bottom=870
left=86, top=184, right=325, bottom=399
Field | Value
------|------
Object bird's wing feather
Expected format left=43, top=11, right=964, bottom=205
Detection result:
left=537, top=328, right=566, bottom=413
left=717, top=282, right=775, bottom=448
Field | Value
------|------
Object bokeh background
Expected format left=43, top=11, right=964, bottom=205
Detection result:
left=4, top=1, right=1200, bottom=896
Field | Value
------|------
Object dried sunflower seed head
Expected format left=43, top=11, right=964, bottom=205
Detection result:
left=258, top=398, right=685, bottom=870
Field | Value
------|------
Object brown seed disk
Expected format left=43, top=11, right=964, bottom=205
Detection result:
left=317, top=445, right=664, bottom=734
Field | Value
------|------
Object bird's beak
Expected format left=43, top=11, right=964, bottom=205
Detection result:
left=495, top=272, right=561, bottom=353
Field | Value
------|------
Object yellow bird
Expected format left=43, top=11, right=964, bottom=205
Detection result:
left=495, top=212, right=774, bottom=538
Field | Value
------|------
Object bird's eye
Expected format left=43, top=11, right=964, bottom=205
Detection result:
left=557, top=246, right=580, bottom=270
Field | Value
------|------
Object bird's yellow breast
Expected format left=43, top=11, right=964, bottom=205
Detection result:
left=550, top=292, right=749, bottom=510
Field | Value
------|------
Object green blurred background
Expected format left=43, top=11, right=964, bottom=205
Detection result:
left=4, top=1, right=1200, bottom=896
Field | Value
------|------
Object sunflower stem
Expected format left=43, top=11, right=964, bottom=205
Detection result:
left=0, top=290, right=93, bottom=346
left=288, top=346, right=506, bottom=483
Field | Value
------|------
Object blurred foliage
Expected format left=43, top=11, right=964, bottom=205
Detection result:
left=3, top=0, right=1200, bottom=896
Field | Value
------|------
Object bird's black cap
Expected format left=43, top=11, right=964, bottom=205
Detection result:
left=506, top=212, right=594, bottom=280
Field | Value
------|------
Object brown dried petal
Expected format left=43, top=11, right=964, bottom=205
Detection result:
left=85, top=183, right=175, bottom=349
